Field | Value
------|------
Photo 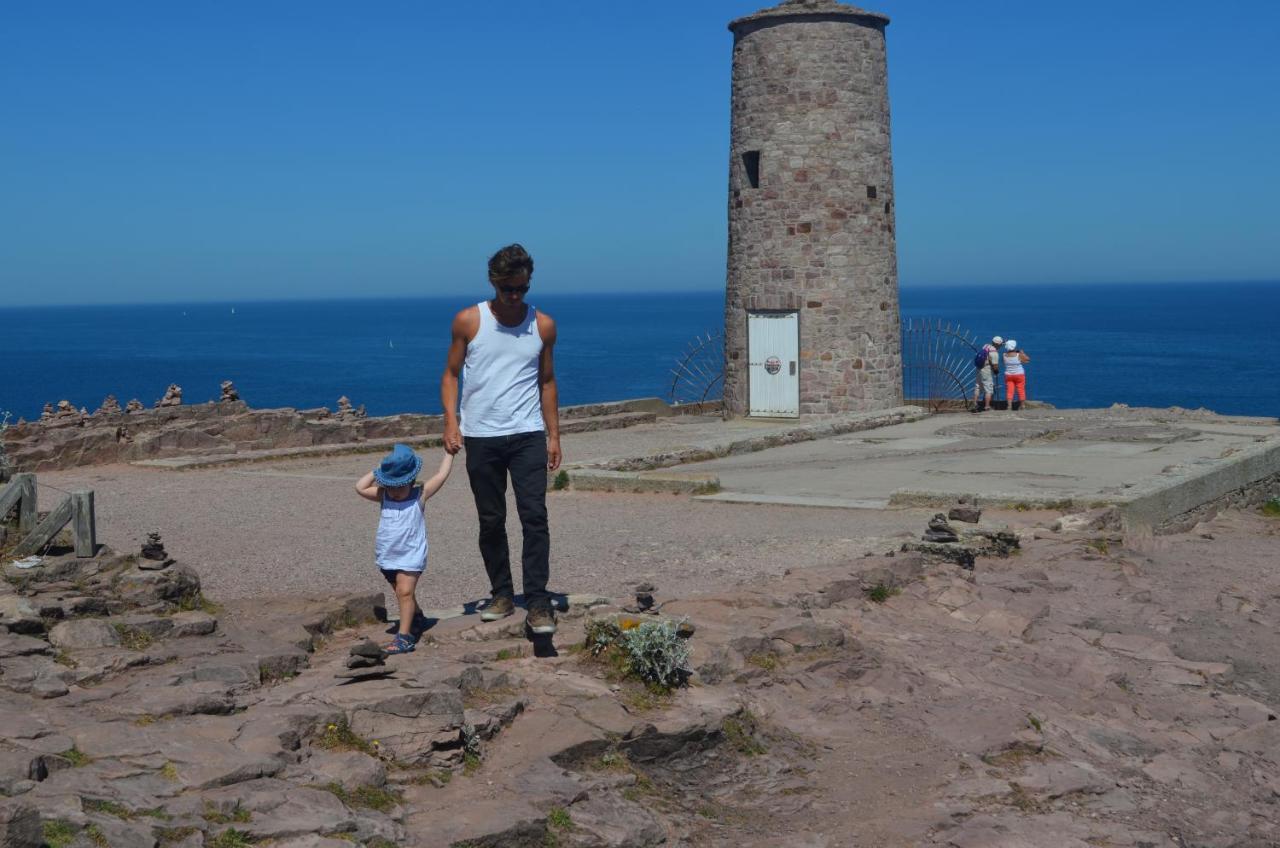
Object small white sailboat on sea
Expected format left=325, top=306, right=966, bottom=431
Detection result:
left=230, top=307, right=236, bottom=315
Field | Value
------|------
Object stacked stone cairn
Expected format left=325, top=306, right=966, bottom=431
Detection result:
left=138, top=531, right=175, bottom=570
left=219, top=380, right=240, bottom=402
left=155, top=384, right=183, bottom=408
left=900, top=500, right=1019, bottom=570
left=93, top=395, right=122, bottom=416
left=335, top=396, right=367, bottom=421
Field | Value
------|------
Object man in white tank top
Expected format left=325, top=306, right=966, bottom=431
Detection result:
left=441, top=244, right=562, bottom=635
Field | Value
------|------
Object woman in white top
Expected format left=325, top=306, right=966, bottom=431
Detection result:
left=1003, top=339, right=1031, bottom=412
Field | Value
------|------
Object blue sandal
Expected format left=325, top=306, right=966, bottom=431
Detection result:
left=384, top=634, right=416, bottom=655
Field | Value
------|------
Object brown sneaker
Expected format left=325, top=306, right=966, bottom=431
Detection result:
left=525, top=605, right=557, bottom=635
left=479, top=596, right=515, bottom=622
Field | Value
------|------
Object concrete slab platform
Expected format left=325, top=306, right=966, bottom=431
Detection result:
left=609, top=407, right=1280, bottom=534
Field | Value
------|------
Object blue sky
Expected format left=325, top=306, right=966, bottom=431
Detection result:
left=2, top=0, right=1278, bottom=305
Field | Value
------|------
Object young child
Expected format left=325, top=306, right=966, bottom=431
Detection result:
left=356, top=443, right=453, bottom=654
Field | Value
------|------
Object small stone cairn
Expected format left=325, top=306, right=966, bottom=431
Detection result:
left=138, top=531, right=175, bottom=571
left=335, top=395, right=366, bottom=420
left=94, top=394, right=122, bottom=416
left=125, top=398, right=144, bottom=413
left=155, top=384, right=183, bottom=408
left=900, top=500, right=1019, bottom=570
left=219, top=380, right=240, bottom=402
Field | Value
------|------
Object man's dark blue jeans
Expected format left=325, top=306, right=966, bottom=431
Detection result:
left=463, top=431, right=550, bottom=609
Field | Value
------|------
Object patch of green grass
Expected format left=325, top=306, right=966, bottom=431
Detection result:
left=463, top=684, right=517, bottom=709
left=207, top=829, right=256, bottom=848
left=463, top=751, right=482, bottom=775
left=492, top=646, right=525, bottom=661
left=84, top=824, right=110, bottom=848
left=83, top=798, right=132, bottom=819
left=619, top=681, right=674, bottom=713
left=552, top=470, right=570, bottom=491
left=691, top=480, right=722, bottom=496
left=1026, top=713, right=1043, bottom=733
left=402, top=768, right=452, bottom=787
left=745, top=652, right=779, bottom=672
left=620, top=771, right=657, bottom=803
left=865, top=582, right=900, bottom=604
left=546, top=806, right=574, bottom=831
left=157, top=826, right=200, bottom=845
left=322, top=782, right=401, bottom=813
left=53, top=650, right=78, bottom=668
left=584, top=618, right=622, bottom=656
left=722, top=711, right=767, bottom=756
left=113, top=623, right=155, bottom=651
left=42, top=820, right=79, bottom=848
left=1261, top=496, right=1280, bottom=517
left=1084, top=538, right=1110, bottom=555
left=160, top=761, right=180, bottom=781
left=61, top=747, right=92, bottom=767
left=202, top=802, right=251, bottom=825
left=315, top=719, right=375, bottom=755
left=174, top=589, right=223, bottom=615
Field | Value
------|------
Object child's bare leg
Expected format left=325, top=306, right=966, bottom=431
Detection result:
left=394, top=572, right=421, bottom=638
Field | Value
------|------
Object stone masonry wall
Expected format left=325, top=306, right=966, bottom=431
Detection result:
left=724, top=1, right=902, bottom=417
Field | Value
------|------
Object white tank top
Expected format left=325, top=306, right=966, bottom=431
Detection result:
left=1003, top=351, right=1025, bottom=376
left=376, top=489, right=427, bottom=572
left=459, top=302, right=546, bottom=437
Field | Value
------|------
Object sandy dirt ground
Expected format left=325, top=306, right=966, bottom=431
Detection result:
left=39, top=444, right=937, bottom=609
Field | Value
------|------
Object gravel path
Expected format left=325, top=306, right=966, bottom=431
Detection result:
left=39, top=433, right=933, bottom=607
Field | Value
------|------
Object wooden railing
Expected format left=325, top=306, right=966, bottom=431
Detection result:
left=0, top=473, right=97, bottom=558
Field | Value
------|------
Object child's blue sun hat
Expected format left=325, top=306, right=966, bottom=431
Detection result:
left=374, top=443, right=422, bottom=487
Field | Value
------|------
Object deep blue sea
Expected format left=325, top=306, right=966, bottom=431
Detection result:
left=2, top=282, right=1277, bottom=421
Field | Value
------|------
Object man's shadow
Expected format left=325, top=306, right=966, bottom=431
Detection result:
left=460, top=592, right=570, bottom=658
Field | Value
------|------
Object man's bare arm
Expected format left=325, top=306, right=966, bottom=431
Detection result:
left=537, top=312, right=561, bottom=471
left=441, top=307, right=479, bottom=455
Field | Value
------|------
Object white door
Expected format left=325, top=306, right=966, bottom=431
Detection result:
left=747, top=311, right=799, bottom=417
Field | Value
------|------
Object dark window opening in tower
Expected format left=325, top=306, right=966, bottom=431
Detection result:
left=866, top=185, right=877, bottom=199
left=742, top=150, right=761, bottom=189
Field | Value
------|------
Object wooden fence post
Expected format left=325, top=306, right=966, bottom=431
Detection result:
left=0, top=473, right=37, bottom=537
left=12, top=495, right=74, bottom=558
left=72, top=490, right=97, bottom=557
left=17, top=474, right=36, bottom=536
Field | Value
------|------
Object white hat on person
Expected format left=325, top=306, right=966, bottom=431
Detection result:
left=1005, top=339, right=1017, bottom=351
left=992, top=336, right=1004, bottom=345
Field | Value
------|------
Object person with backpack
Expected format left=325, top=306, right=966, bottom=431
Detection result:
left=1003, top=339, right=1031, bottom=411
left=971, top=335, right=1003, bottom=413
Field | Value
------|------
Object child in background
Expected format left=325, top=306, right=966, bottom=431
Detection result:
left=356, top=443, right=453, bottom=654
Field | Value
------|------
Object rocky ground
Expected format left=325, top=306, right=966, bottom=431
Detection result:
left=2, top=500, right=1279, bottom=847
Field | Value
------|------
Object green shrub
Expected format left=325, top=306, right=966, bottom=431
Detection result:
left=865, top=582, right=899, bottom=604
left=583, top=619, right=621, bottom=657
left=1262, top=496, right=1280, bottom=517
left=619, top=619, right=690, bottom=690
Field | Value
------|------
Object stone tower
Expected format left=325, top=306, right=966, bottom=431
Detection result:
left=723, top=0, right=901, bottom=418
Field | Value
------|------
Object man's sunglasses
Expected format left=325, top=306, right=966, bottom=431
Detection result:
left=497, top=284, right=530, bottom=294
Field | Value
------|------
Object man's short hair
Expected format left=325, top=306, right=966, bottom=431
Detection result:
left=488, top=244, right=534, bottom=282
